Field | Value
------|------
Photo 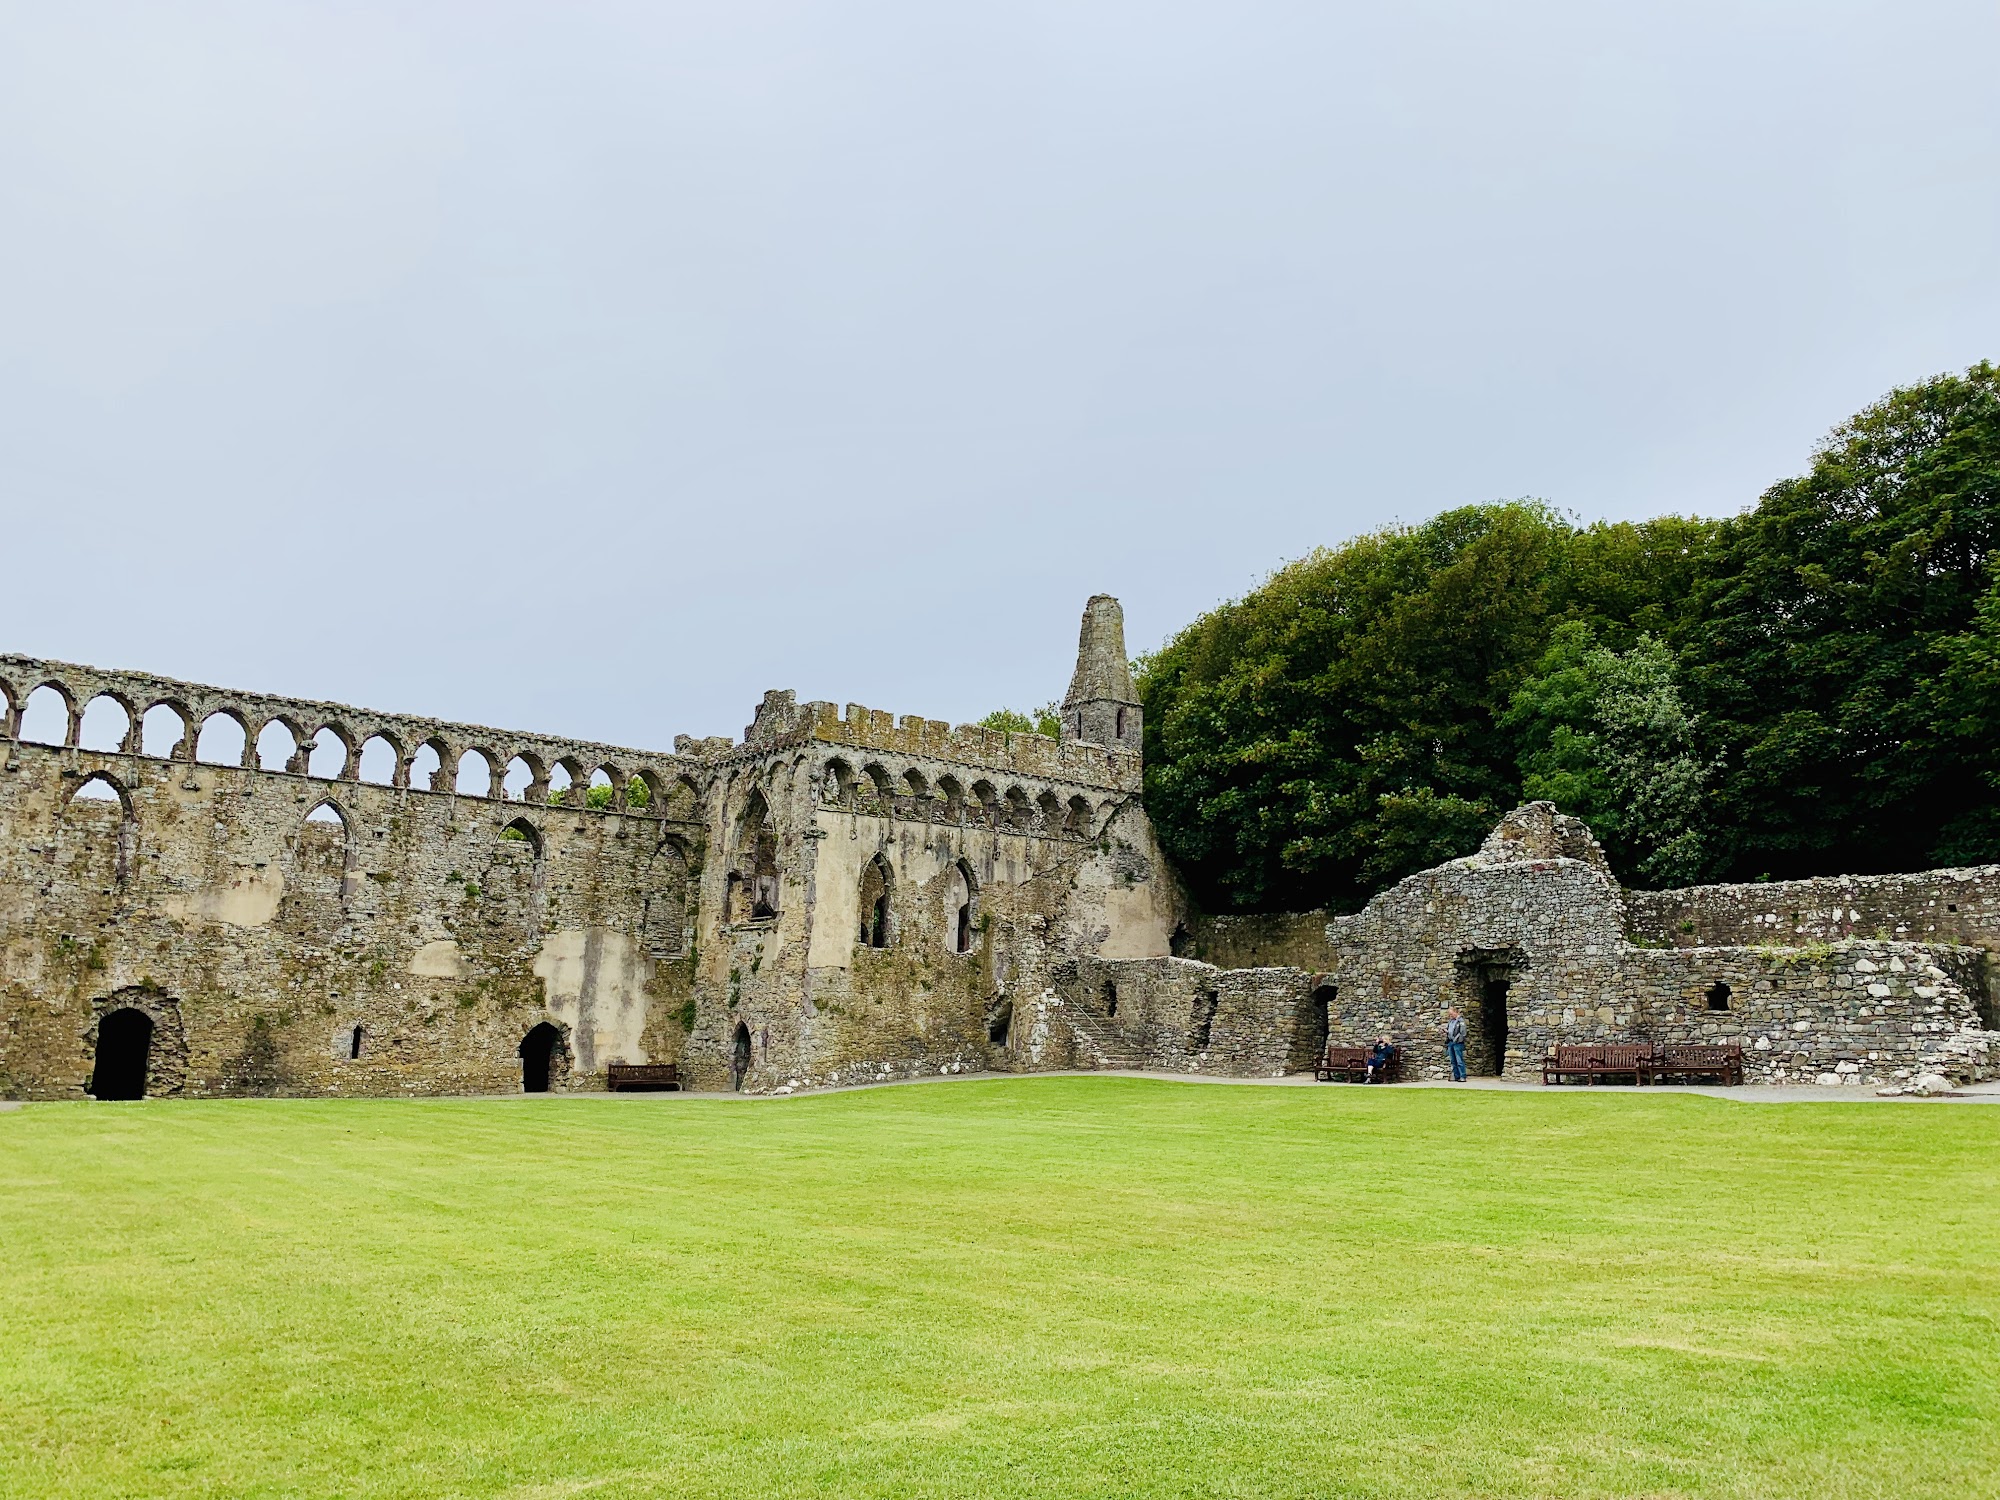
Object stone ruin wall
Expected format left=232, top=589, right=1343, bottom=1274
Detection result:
left=0, top=654, right=710, bottom=1101
left=1180, top=804, right=1996, bottom=1088
left=0, top=636, right=1191, bottom=1101
left=1623, top=866, right=2000, bottom=959
left=683, top=688, right=1177, bottom=1095
left=9, top=630, right=1996, bottom=1099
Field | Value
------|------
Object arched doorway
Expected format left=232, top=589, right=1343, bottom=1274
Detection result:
left=520, top=1022, right=563, bottom=1094
left=91, top=1008, right=154, bottom=1100
left=731, top=1022, right=752, bottom=1091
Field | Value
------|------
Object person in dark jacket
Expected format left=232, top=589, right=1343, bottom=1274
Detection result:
left=1444, top=1008, right=1468, bottom=1081
left=1365, top=1035, right=1397, bottom=1083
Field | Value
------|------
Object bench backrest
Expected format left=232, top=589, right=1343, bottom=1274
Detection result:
left=608, top=1062, right=679, bottom=1082
left=1323, top=1046, right=1370, bottom=1067
left=1657, top=1044, right=1742, bottom=1065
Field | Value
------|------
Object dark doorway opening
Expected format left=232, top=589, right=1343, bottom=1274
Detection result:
left=1102, top=980, right=1118, bottom=1018
left=1479, top=975, right=1510, bottom=1076
left=91, top=1007, right=154, bottom=1100
left=1190, top=989, right=1219, bottom=1052
left=986, top=996, right=1013, bottom=1047
left=520, top=1022, right=561, bottom=1093
left=1308, top=984, right=1335, bottom=1061
left=731, top=1022, right=752, bottom=1091
left=956, top=901, right=973, bottom=954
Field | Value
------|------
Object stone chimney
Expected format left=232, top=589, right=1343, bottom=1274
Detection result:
left=1060, top=594, right=1142, bottom=755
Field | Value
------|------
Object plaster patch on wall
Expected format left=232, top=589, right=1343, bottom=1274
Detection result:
left=161, top=866, right=284, bottom=929
left=534, top=927, right=653, bottom=1074
left=409, top=940, right=468, bottom=979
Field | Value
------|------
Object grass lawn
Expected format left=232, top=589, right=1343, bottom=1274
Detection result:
left=2, top=1079, right=1996, bottom=1499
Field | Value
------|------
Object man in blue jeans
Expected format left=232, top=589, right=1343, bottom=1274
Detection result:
left=1444, top=1008, right=1468, bottom=1081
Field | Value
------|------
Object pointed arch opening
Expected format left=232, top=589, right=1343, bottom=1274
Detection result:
left=731, top=1021, right=752, bottom=1091
left=946, top=858, right=978, bottom=954
left=457, top=748, right=499, bottom=798
left=500, top=815, right=543, bottom=857
left=358, top=733, right=401, bottom=785
left=19, top=684, right=75, bottom=746
left=858, top=853, right=894, bottom=949
left=737, top=790, right=779, bottom=919
left=304, top=801, right=347, bottom=829
left=307, top=726, right=352, bottom=780
left=63, top=773, right=137, bottom=884
left=196, top=710, right=249, bottom=767
left=79, top=694, right=134, bottom=753
left=140, top=702, right=190, bottom=759
left=408, top=739, right=447, bottom=792
left=255, top=718, right=302, bottom=772
left=1065, top=795, right=1091, bottom=837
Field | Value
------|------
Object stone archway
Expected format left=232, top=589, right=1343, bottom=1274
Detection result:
left=520, top=1021, right=568, bottom=1094
left=731, top=1022, right=752, bottom=1091
left=86, top=986, right=188, bottom=1099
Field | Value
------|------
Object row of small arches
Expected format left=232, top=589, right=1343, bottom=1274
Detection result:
left=2, top=680, right=697, bottom=816
left=822, top=758, right=1100, bottom=836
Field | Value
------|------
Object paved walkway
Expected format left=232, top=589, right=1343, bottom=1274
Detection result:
left=505, top=1069, right=2000, bottom=1105
left=12, top=1076, right=1996, bottom=1108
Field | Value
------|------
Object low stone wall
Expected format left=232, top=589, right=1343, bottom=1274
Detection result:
left=1624, top=867, right=2000, bottom=953
left=1009, top=956, right=1316, bottom=1078
left=1180, top=911, right=1336, bottom=973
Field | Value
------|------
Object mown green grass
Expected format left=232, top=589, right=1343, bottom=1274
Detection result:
left=2, top=1079, right=1995, bottom=1499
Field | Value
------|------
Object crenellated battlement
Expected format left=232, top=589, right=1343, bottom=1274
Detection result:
left=737, top=687, right=1142, bottom=791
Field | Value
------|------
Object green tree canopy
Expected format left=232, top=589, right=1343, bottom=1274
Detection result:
left=1140, top=362, right=2000, bottom=911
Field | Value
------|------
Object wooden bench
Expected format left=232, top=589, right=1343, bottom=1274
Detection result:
left=1650, top=1043, right=1744, bottom=1086
left=607, top=1062, right=682, bottom=1092
left=1542, top=1044, right=1657, bottom=1086
left=1314, top=1044, right=1401, bottom=1083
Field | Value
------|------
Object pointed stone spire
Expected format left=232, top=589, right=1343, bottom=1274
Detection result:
left=1061, top=595, right=1142, bottom=755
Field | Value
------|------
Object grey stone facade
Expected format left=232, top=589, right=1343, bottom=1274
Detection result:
left=3, top=608, right=1993, bottom=1100
left=0, top=598, right=1188, bottom=1099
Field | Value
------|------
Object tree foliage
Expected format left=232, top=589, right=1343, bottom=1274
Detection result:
left=1141, top=362, right=2000, bottom=911
left=981, top=705, right=1063, bottom=738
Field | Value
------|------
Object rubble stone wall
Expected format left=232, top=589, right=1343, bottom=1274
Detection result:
left=1623, top=868, right=2000, bottom=954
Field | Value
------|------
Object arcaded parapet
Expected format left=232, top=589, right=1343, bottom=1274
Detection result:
left=1623, top=867, right=2000, bottom=953
left=0, top=653, right=703, bottom=810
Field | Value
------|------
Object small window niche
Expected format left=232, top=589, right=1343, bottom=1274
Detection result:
left=1705, top=982, right=1732, bottom=1012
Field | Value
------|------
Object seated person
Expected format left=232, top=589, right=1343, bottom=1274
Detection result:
left=1365, top=1036, right=1397, bottom=1083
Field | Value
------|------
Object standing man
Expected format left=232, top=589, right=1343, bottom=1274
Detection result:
left=1444, top=1008, right=1468, bottom=1082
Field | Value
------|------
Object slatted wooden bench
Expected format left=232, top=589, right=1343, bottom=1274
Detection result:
left=1542, top=1044, right=1656, bottom=1085
left=1314, top=1044, right=1401, bottom=1083
left=1650, top=1043, right=1744, bottom=1086
left=607, top=1062, right=682, bottom=1092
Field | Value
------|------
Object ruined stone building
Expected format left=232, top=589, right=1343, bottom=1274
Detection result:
left=2, top=596, right=1994, bottom=1100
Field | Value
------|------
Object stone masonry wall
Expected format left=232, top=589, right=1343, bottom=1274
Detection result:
left=1623, top=867, right=2000, bottom=955
left=0, top=730, right=700, bottom=1101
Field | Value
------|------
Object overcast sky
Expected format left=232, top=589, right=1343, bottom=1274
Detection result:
left=3, top=2, right=1996, bottom=750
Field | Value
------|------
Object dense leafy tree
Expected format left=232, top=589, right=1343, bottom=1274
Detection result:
left=1684, top=362, right=2000, bottom=877
left=1141, top=504, right=1712, bottom=910
left=1505, top=624, right=1713, bottom=886
left=1141, top=363, right=2000, bottom=910
left=981, top=705, right=1062, bottom=738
